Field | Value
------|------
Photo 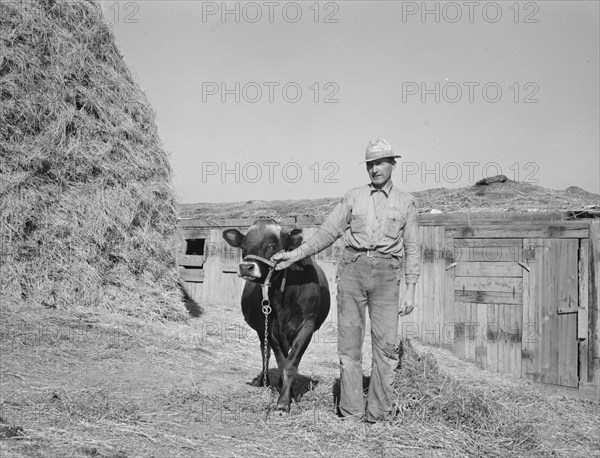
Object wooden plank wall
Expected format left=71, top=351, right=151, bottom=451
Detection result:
left=400, top=225, right=446, bottom=347
left=589, top=221, right=600, bottom=385
left=177, top=215, right=599, bottom=388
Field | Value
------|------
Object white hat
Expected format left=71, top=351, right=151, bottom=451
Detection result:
left=364, top=139, right=402, bottom=162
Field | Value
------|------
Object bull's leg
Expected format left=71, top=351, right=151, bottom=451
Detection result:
left=275, top=322, right=315, bottom=412
left=250, top=336, right=271, bottom=387
left=270, top=338, right=287, bottom=371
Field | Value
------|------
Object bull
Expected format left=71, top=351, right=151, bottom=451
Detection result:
left=222, top=219, right=330, bottom=412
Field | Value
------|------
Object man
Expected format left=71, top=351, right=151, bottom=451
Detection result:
left=272, top=138, right=421, bottom=423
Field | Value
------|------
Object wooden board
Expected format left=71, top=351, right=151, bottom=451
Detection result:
left=455, top=290, right=523, bottom=305
left=521, top=238, right=579, bottom=387
left=455, top=276, right=522, bottom=294
left=418, top=212, right=568, bottom=225
left=453, top=301, right=466, bottom=359
left=508, top=303, right=523, bottom=378
left=432, top=226, right=447, bottom=347
left=222, top=245, right=241, bottom=273
left=178, top=254, right=205, bottom=267
left=475, top=303, right=488, bottom=369
left=455, top=238, right=523, bottom=248
left=578, top=239, right=590, bottom=384
left=181, top=212, right=574, bottom=229
left=179, top=266, right=205, bottom=283
left=455, top=262, right=522, bottom=277
left=444, top=235, right=455, bottom=350
left=447, top=222, right=588, bottom=239
left=588, top=221, right=600, bottom=385
left=486, top=304, right=499, bottom=372
left=454, top=247, right=523, bottom=263
left=464, top=303, right=478, bottom=363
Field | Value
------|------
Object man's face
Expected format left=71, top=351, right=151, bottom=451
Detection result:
left=366, top=158, right=396, bottom=188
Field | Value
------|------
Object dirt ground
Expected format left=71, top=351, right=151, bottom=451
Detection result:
left=0, top=300, right=598, bottom=458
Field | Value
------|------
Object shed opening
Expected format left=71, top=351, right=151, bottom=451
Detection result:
left=185, top=238, right=205, bottom=256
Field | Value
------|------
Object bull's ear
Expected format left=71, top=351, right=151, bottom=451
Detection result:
left=222, top=229, right=244, bottom=248
left=283, top=228, right=303, bottom=251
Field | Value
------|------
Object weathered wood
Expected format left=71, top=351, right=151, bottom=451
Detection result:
left=524, top=239, right=579, bottom=387
left=454, top=238, right=523, bottom=248
left=475, top=303, right=488, bottom=369
left=453, top=302, right=466, bottom=359
left=418, top=211, right=568, bottom=225
left=455, top=290, right=523, bottom=305
left=176, top=216, right=597, bottom=389
left=179, top=228, right=213, bottom=240
left=179, top=266, right=205, bottom=283
left=487, top=304, right=499, bottom=372
left=559, top=240, right=579, bottom=388
left=453, top=246, right=524, bottom=263
left=455, top=262, right=523, bottom=277
left=296, top=215, right=324, bottom=227
left=177, top=254, right=205, bottom=267
left=182, top=281, right=203, bottom=305
left=179, top=219, right=224, bottom=228
left=419, top=226, right=437, bottom=345
left=509, top=304, right=523, bottom=379
left=521, top=242, right=539, bottom=383
left=432, top=226, right=446, bottom=346
left=447, top=222, right=588, bottom=239
left=465, top=303, right=478, bottom=362
left=579, top=239, right=589, bottom=340
left=444, top=234, right=455, bottom=350
left=222, top=246, right=241, bottom=273
left=455, top=276, right=522, bottom=295
left=180, top=212, right=573, bottom=229
left=589, top=221, right=600, bottom=385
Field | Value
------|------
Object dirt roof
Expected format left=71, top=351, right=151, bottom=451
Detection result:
left=179, top=179, right=600, bottom=220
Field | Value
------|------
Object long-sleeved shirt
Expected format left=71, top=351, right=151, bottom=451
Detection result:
left=297, top=181, right=421, bottom=283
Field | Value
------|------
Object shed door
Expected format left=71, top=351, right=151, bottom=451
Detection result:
left=522, top=239, right=579, bottom=387
left=452, top=238, right=524, bottom=378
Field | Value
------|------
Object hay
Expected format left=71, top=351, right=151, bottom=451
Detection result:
left=2, top=302, right=598, bottom=457
left=0, top=0, right=186, bottom=319
left=391, top=340, right=540, bottom=456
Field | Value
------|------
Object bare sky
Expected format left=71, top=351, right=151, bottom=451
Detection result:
left=101, top=1, right=599, bottom=203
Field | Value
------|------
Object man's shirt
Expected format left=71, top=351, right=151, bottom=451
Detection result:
left=299, top=181, right=421, bottom=284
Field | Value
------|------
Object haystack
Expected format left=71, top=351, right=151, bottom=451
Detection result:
left=0, top=0, right=186, bottom=319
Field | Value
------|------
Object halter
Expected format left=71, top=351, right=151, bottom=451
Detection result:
left=243, top=252, right=288, bottom=387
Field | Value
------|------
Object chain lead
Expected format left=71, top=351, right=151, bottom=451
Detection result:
left=262, top=298, right=271, bottom=388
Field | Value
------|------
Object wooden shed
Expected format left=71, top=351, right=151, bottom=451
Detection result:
left=177, top=212, right=599, bottom=392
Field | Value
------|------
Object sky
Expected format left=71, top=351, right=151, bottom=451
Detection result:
left=100, top=1, right=599, bottom=203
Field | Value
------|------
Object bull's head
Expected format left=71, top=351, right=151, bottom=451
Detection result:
left=222, top=219, right=303, bottom=282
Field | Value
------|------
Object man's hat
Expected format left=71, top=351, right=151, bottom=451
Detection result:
left=364, top=139, right=402, bottom=163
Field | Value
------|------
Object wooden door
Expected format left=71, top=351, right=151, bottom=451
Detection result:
left=522, top=239, right=579, bottom=387
left=451, top=238, right=524, bottom=377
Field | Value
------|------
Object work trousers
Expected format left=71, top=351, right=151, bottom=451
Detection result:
left=336, top=249, right=402, bottom=422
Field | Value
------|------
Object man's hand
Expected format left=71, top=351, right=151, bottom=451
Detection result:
left=399, top=283, right=416, bottom=317
left=271, top=248, right=301, bottom=270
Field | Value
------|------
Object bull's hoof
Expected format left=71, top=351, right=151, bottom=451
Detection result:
left=275, top=402, right=290, bottom=413
left=249, top=374, right=270, bottom=387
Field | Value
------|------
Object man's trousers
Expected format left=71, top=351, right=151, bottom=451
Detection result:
left=336, top=249, right=402, bottom=422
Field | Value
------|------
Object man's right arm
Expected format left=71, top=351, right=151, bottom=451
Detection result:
left=273, top=194, right=352, bottom=269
